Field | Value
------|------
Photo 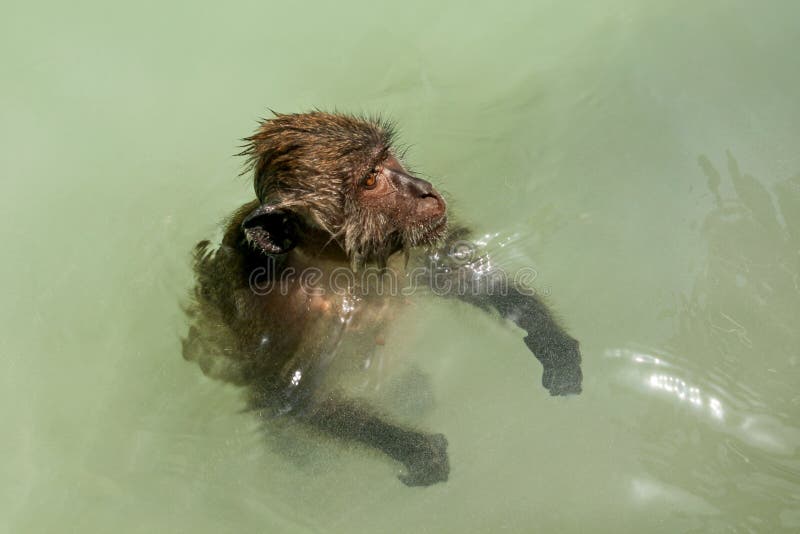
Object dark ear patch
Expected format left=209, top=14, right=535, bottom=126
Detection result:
left=241, top=204, right=298, bottom=255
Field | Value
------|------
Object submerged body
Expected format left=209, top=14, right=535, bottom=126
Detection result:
left=183, top=111, right=583, bottom=486
left=185, top=199, right=412, bottom=407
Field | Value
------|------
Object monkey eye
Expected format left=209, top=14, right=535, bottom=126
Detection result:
left=362, top=168, right=379, bottom=189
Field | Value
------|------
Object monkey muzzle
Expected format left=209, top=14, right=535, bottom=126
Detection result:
left=390, top=168, right=447, bottom=223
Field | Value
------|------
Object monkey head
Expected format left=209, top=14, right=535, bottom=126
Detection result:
left=239, top=111, right=447, bottom=267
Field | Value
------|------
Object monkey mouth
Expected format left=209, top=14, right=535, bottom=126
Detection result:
left=429, top=215, right=447, bottom=233
left=415, top=214, right=448, bottom=243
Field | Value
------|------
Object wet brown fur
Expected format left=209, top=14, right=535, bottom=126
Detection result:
left=183, top=111, right=583, bottom=487
left=238, top=111, right=439, bottom=266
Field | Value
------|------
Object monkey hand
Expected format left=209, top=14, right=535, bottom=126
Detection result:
left=523, top=333, right=583, bottom=396
left=398, top=433, right=450, bottom=487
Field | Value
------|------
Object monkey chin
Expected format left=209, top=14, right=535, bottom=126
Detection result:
left=406, top=214, right=448, bottom=249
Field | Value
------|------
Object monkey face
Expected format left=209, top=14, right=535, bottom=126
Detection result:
left=351, top=154, right=447, bottom=252
left=239, top=111, right=447, bottom=266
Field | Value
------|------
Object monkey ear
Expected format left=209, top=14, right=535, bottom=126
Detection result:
left=241, top=204, right=298, bottom=255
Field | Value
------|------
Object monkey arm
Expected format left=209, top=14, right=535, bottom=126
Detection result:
left=479, top=286, right=583, bottom=396
left=424, top=228, right=583, bottom=396
left=298, top=395, right=449, bottom=487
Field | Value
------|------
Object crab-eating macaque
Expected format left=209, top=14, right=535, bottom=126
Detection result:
left=183, top=111, right=583, bottom=486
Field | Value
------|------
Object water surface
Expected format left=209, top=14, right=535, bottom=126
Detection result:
left=2, top=0, right=799, bottom=532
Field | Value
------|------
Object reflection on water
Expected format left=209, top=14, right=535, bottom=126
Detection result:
left=606, top=347, right=724, bottom=420
left=630, top=477, right=719, bottom=516
left=604, top=152, right=800, bottom=531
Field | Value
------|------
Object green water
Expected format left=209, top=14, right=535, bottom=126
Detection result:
left=2, top=0, right=799, bottom=532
